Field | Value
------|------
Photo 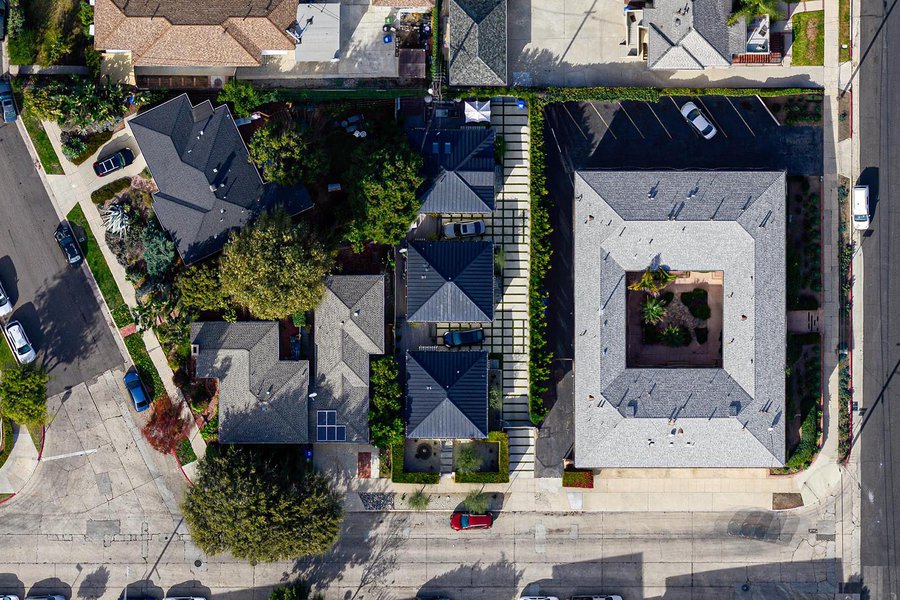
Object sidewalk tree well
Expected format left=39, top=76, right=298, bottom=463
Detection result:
left=268, top=580, right=319, bottom=600
left=182, top=444, right=344, bottom=563
left=220, top=209, right=334, bottom=320
left=345, top=133, right=423, bottom=251
left=368, top=356, right=404, bottom=451
left=217, top=79, right=275, bottom=118
left=249, top=121, right=326, bottom=187
left=140, top=395, right=191, bottom=455
left=0, top=366, right=48, bottom=427
left=462, top=490, right=490, bottom=514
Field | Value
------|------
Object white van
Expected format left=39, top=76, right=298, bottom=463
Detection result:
left=852, top=185, right=870, bottom=230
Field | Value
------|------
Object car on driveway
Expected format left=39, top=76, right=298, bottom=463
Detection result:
left=93, top=147, right=134, bottom=177
left=450, top=512, right=492, bottom=531
left=443, top=328, right=484, bottom=348
left=124, top=370, right=151, bottom=412
left=6, top=320, right=35, bottom=364
left=0, top=78, right=17, bottom=123
left=680, top=101, right=717, bottom=140
left=55, top=222, right=84, bottom=266
left=443, top=220, right=486, bottom=239
left=0, top=280, right=13, bottom=317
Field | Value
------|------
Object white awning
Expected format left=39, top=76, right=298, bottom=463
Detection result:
left=464, top=100, right=491, bottom=123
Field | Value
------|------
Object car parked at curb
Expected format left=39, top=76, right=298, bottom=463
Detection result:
left=443, top=328, right=484, bottom=348
left=0, top=280, right=13, bottom=318
left=93, top=147, right=134, bottom=177
left=569, top=596, right=624, bottom=600
left=25, top=595, right=66, bottom=600
left=450, top=512, right=493, bottom=531
left=0, top=78, right=18, bottom=123
left=520, top=596, right=559, bottom=600
left=3, top=595, right=21, bottom=600
left=55, top=222, right=84, bottom=266
left=680, top=101, right=717, bottom=140
left=6, top=320, right=35, bottom=364
left=124, top=370, right=151, bottom=412
left=162, top=596, right=207, bottom=600
left=443, top=220, right=486, bottom=239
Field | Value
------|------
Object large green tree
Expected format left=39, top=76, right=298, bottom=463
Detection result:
left=249, top=121, right=326, bottom=187
left=24, top=78, right=152, bottom=134
left=0, top=367, right=49, bottom=426
left=220, top=210, right=333, bottom=320
left=727, top=0, right=783, bottom=25
left=368, top=356, right=404, bottom=450
left=182, top=445, right=344, bottom=563
left=217, top=79, right=275, bottom=118
left=346, top=138, right=423, bottom=250
left=176, top=262, right=228, bottom=314
left=142, top=222, right=176, bottom=281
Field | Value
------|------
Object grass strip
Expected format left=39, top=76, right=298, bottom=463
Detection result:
left=0, top=331, right=18, bottom=371
left=66, top=204, right=134, bottom=327
left=123, top=333, right=165, bottom=401
left=839, top=0, right=851, bottom=62
left=791, top=11, right=825, bottom=67
left=20, top=108, right=64, bottom=175
left=0, top=418, right=14, bottom=471
left=27, top=425, right=41, bottom=454
left=175, top=437, right=197, bottom=465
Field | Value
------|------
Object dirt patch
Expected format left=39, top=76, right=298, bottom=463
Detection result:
left=762, top=94, right=824, bottom=126
left=772, top=492, right=804, bottom=510
left=786, top=176, right=823, bottom=310
left=838, top=92, right=851, bottom=141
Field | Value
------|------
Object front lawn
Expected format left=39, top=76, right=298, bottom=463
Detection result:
left=839, top=0, right=850, bottom=62
left=792, top=11, right=825, bottom=66
left=20, top=108, right=64, bottom=175
left=0, top=418, right=15, bottom=471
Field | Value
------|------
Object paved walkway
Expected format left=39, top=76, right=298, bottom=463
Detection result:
left=0, top=424, right=39, bottom=494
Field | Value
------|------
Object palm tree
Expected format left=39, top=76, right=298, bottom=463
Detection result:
left=628, top=267, right=677, bottom=297
left=727, top=0, right=783, bottom=26
left=642, top=297, right=667, bottom=325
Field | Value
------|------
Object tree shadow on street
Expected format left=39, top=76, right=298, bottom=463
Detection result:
left=76, top=565, right=109, bottom=600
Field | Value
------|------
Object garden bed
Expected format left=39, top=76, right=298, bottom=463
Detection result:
left=791, top=11, right=825, bottom=66
left=562, top=469, right=594, bottom=488
left=762, top=94, right=824, bottom=126
left=7, top=0, right=92, bottom=65
left=774, top=332, right=822, bottom=473
left=838, top=92, right=851, bottom=142
left=0, top=419, right=15, bottom=472
left=454, top=432, right=509, bottom=484
left=175, top=437, right=197, bottom=465
left=391, top=443, right=439, bottom=484
left=785, top=176, right=823, bottom=310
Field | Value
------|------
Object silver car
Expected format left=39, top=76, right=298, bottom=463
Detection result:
left=6, top=320, right=36, bottom=364
left=25, top=596, right=66, bottom=600
left=443, top=220, right=486, bottom=239
left=680, top=101, right=717, bottom=139
left=0, top=280, right=12, bottom=317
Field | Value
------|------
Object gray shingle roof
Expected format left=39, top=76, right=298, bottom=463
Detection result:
left=448, top=0, right=507, bottom=86
left=573, top=170, right=786, bottom=468
left=409, top=125, right=497, bottom=214
left=645, top=0, right=746, bottom=69
left=406, top=240, right=495, bottom=323
left=406, top=350, right=488, bottom=439
left=190, top=321, right=309, bottom=444
left=311, top=275, right=385, bottom=443
left=129, top=94, right=312, bottom=264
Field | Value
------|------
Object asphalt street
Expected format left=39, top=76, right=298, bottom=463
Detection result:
left=858, top=0, right=900, bottom=594
left=0, top=124, right=122, bottom=394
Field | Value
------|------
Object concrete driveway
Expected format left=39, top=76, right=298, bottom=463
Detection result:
left=0, top=124, right=123, bottom=394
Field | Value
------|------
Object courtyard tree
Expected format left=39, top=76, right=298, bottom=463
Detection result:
left=220, top=209, right=333, bottom=320
left=217, top=79, right=275, bottom=118
left=368, top=356, right=405, bottom=451
left=345, top=135, right=423, bottom=250
left=641, top=296, right=667, bottom=325
left=0, top=366, right=48, bottom=426
left=249, top=121, right=326, bottom=187
left=142, top=222, right=177, bottom=281
left=628, top=266, right=676, bottom=297
left=176, top=262, right=229, bottom=314
left=727, top=0, right=783, bottom=25
left=182, top=445, right=344, bottom=563
left=455, top=443, right=483, bottom=475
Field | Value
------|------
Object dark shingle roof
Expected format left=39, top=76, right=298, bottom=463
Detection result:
left=406, top=351, right=488, bottom=439
left=312, top=275, right=385, bottom=443
left=190, top=321, right=309, bottom=444
left=645, top=0, right=745, bottom=69
left=448, top=0, right=507, bottom=86
left=130, top=94, right=312, bottom=265
left=409, top=125, right=496, bottom=214
left=407, top=240, right=494, bottom=323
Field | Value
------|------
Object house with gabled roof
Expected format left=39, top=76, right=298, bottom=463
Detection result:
left=448, top=0, right=507, bottom=86
left=406, top=240, right=495, bottom=323
left=129, top=94, right=312, bottom=265
left=406, top=350, right=488, bottom=439
left=643, top=0, right=746, bottom=69
left=573, top=170, right=787, bottom=468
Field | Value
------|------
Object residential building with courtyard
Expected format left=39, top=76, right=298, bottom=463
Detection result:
left=573, top=170, right=787, bottom=468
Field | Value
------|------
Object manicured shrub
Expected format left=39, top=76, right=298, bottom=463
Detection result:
left=695, top=327, right=709, bottom=345
left=141, top=395, right=191, bottom=455
left=455, top=432, right=509, bottom=484
left=462, top=490, right=490, bottom=514
left=680, top=288, right=711, bottom=320
left=454, top=442, right=483, bottom=475
left=91, top=177, right=131, bottom=205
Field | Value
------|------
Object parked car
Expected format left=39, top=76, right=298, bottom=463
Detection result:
left=24, top=595, right=65, bottom=600
left=0, top=0, right=7, bottom=40
left=93, top=147, right=134, bottom=177
left=55, top=222, right=84, bottom=266
left=162, top=597, right=207, bottom=600
left=852, top=184, right=870, bottom=230
left=0, top=78, right=17, bottom=123
left=680, top=101, right=717, bottom=139
left=443, top=328, right=484, bottom=348
left=3, top=595, right=21, bottom=600
left=450, top=512, right=493, bottom=531
left=5, top=320, right=35, bottom=364
left=0, top=280, right=13, bottom=317
left=443, top=220, right=486, bottom=239
left=520, top=597, right=559, bottom=600
left=124, top=370, right=151, bottom=412
left=570, top=596, right=624, bottom=600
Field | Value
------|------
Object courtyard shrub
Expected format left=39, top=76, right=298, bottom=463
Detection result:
left=694, top=327, right=709, bottom=345
left=142, top=222, right=177, bottom=282
left=641, top=296, right=667, bottom=325
left=680, top=288, right=711, bottom=320
left=454, top=442, right=483, bottom=475
left=662, top=324, right=691, bottom=347
left=454, top=432, right=509, bottom=484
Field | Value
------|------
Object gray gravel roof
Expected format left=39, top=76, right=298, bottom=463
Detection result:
left=573, top=170, right=786, bottom=468
left=645, top=0, right=746, bottom=69
left=312, top=275, right=385, bottom=443
left=448, top=0, right=507, bottom=86
left=406, top=240, right=495, bottom=323
left=190, top=321, right=310, bottom=444
left=406, top=350, right=488, bottom=439
left=130, top=94, right=312, bottom=264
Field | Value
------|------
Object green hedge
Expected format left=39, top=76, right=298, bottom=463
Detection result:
left=659, top=88, right=822, bottom=97
left=454, top=432, right=509, bottom=484
left=90, top=177, right=131, bottom=205
left=175, top=437, right=197, bottom=465
left=123, top=333, right=166, bottom=401
left=391, top=443, right=440, bottom=484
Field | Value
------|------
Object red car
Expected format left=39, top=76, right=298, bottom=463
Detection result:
left=450, top=512, right=493, bottom=531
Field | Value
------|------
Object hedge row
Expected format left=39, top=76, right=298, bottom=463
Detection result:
left=454, top=432, right=509, bottom=484
left=91, top=177, right=131, bottom=205
left=391, top=443, right=440, bottom=484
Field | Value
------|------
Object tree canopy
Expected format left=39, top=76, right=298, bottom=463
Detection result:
left=727, top=0, right=783, bottom=25
left=249, top=121, right=326, bottom=187
left=142, top=222, right=176, bottom=281
left=217, top=79, right=275, bottom=118
left=24, top=78, right=152, bottom=135
left=220, top=209, right=333, bottom=320
left=176, top=262, right=228, bottom=314
left=345, top=137, right=423, bottom=250
left=182, top=445, right=344, bottom=563
left=0, top=367, right=49, bottom=426
left=368, top=356, right=404, bottom=450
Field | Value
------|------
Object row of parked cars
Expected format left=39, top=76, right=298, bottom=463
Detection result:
left=2, top=595, right=206, bottom=600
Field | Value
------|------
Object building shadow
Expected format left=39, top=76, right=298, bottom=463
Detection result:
left=417, top=555, right=524, bottom=600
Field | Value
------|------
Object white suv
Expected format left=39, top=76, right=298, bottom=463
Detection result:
left=6, top=320, right=36, bottom=364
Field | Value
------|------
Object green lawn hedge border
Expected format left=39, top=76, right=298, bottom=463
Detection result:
left=391, top=443, right=440, bottom=484
left=454, top=431, right=509, bottom=484
left=175, top=437, right=197, bottom=465
left=123, top=332, right=166, bottom=401
left=91, top=177, right=131, bottom=205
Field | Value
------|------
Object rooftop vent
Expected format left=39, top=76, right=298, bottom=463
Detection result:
left=729, top=401, right=741, bottom=416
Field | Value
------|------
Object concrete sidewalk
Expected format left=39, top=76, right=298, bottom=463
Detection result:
left=0, top=424, right=39, bottom=494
